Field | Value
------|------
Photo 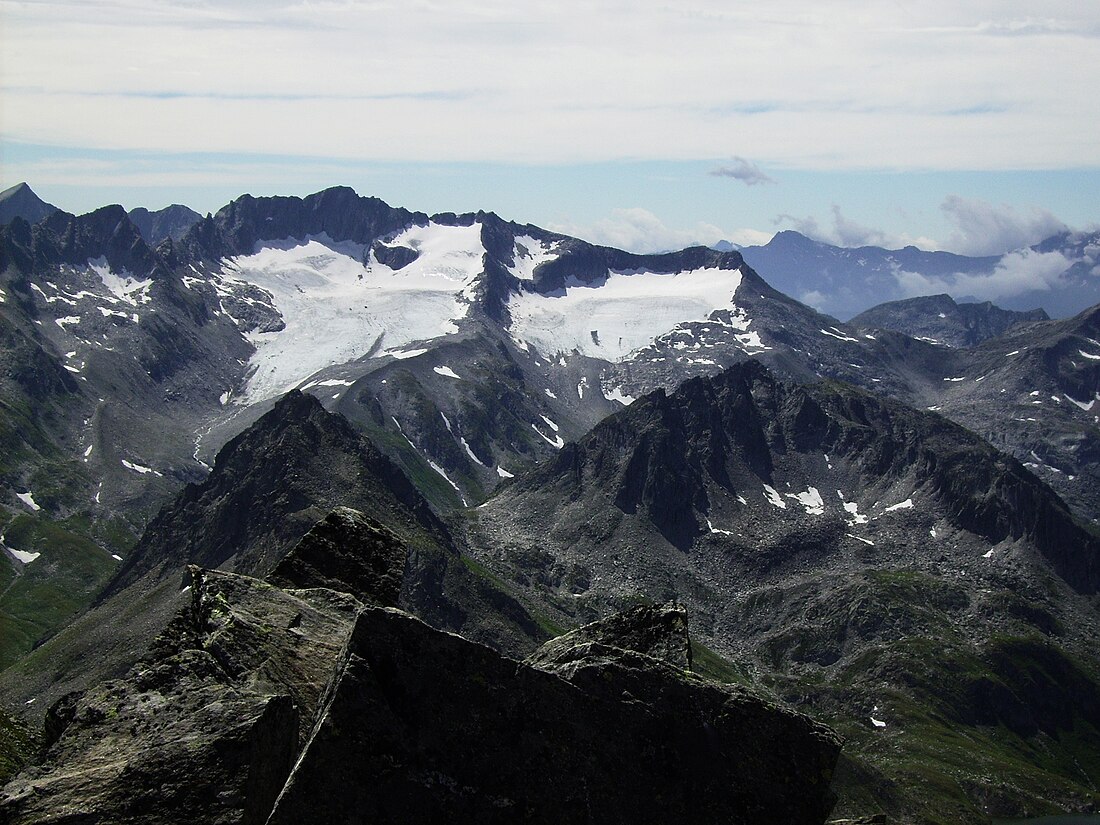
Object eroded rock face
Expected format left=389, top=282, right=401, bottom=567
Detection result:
left=269, top=605, right=841, bottom=825
left=525, top=600, right=693, bottom=672
left=0, top=568, right=363, bottom=824
left=266, top=506, right=406, bottom=606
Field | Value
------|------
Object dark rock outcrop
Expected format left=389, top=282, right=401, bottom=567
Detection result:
left=0, top=182, right=58, bottom=226
left=267, top=506, right=406, bottom=605
left=0, top=568, right=363, bottom=824
left=525, top=600, right=693, bottom=671
left=269, top=605, right=841, bottom=825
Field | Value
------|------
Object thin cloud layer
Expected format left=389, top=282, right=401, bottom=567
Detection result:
left=3, top=1, right=1100, bottom=168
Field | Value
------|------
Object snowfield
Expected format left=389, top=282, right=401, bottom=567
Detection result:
left=508, top=266, right=744, bottom=360
left=226, top=225, right=485, bottom=404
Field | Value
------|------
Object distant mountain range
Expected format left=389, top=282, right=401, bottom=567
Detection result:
left=736, top=228, right=1100, bottom=320
left=2, top=183, right=1100, bottom=823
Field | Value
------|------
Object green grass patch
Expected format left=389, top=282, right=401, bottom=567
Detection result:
left=690, top=638, right=748, bottom=684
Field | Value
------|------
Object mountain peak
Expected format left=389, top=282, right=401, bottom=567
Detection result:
left=0, top=182, right=59, bottom=225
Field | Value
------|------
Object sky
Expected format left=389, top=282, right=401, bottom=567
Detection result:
left=2, top=0, right=1099, bottom=257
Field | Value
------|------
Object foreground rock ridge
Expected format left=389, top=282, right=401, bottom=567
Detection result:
left=0, top=509, right=841, bottom=825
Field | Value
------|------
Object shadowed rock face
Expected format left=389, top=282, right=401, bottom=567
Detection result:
left=2, top=508, right=842, bottom=825
left=268, top=605, right=841, bottom=825
left=266, top=506, right=406, bottom=606
left=525, top=600, right=693, bottom=672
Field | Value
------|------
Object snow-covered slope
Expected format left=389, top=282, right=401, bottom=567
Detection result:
left=507, top=266, right=744, bottom=361
left=223, top=223, right=486, bottom=404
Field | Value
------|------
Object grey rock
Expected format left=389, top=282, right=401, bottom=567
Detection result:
left=525, top=600, right=692, bottom=671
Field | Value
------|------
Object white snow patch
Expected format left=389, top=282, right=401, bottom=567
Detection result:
left=228, top=224, right=483, bottom=404
left=531, top=423, right=564, bottom=449
left=577, top=377, right=589, bottom=399
left=440, top=412, right=452, bottom=432
left=884, top=498, right=914, bottom=512
left=820, top=327, right=859, bottom=343
left=111, top=553, right=123, bottom=561
left=736, top=495, right=747, bottom=505
left=846, top=533, right=875, bottom=546
left=121, top=459, right=162, bottom=476
left=63, top=365, right=82, bottom=374
left=1078, top=350, right=1100, bottom=360
left=426, top=457, right=467, bottom=506
left=842, top=500, right=869, bottom=525
left=55, top=315, right=81, bottom=329
left=509, top=235, right=559, bottom=281
left=83, top=444, right=93, bottom=458
left=460, top=437, right=486, bottom=466
left=930, top=527, right=938, bottom=538
left=219, top=391, right=231, bottom=406
left=1006, top=350, right=1020, bottom=357
left=943, top=377, right=966, bottom=382
left=16, top=492, right=40, bottom=511
left=983, top=548, right=995, bottom=559
left=97, top=306, right=130, bottom=320
left=602, top=385, right=636, bottom=406
left=762, top=484, right=787, bottom=509
left=388, top=348, right=429, bottom=360
left=539, top=414, right=560, bottom=432
left=89, top=257, right=153, bottom=305
left=433, top=365, right=461, bottom=380
left=8, top=547, right=41, bottom=564
left=1066, top=393, right=1098, bottom=411
left=301, top=378, right=356, bottom=390
left=496, top=466, right=515, bottom=478
left=786, top=486, right=824, bottom=515
left=508, top=266, right=743, bottom=361
left=871, top=717, right=887, bottom=728
left=544, top=388, right=557, bottom=399
left=706, top=518, right=735, bottom=536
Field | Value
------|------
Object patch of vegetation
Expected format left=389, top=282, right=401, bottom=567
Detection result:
left=0, top=707, right=34, bottom=784
left=0, top=513, right=120, bottom=669
left=690, top=638, right=748, bottom=684
left=791, top=633, right=1100, bottom=824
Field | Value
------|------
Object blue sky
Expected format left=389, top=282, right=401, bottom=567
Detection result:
left=2, top=1, right=1099, bottom=255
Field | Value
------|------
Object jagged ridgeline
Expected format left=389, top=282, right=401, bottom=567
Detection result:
left=3, top=184, right=1100, bottom=823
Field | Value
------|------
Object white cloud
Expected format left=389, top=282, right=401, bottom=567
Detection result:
left=775, top=206, right=939, bottom=250
left=548, top=208, right=765, bottom=254
left=710, top=157, right=775, bottom=186
left=895, top=248, right=1078, bottom=302
left=940, top=196, right=1068, bottom=255
left=3, top=2, right=1100, bottom=168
